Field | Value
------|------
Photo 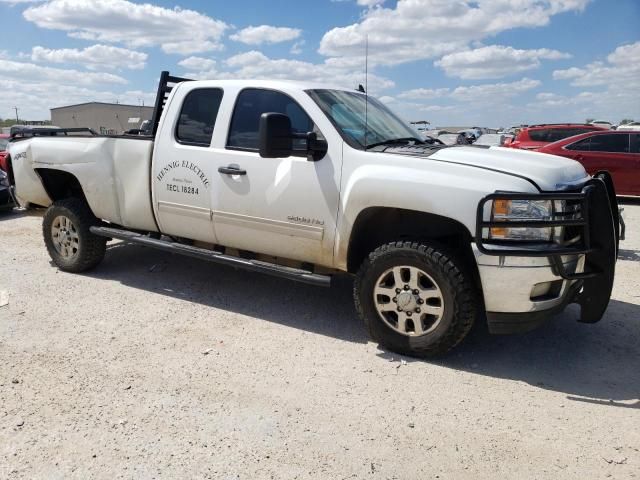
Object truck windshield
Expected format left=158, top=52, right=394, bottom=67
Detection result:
left=307, top=89, right=420, bottom=150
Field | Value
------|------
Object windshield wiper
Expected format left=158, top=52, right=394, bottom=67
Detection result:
left=365, top=137, right=425, bottom=150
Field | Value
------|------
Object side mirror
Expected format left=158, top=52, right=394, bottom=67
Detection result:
left=259, top=113, right=292, bottom=158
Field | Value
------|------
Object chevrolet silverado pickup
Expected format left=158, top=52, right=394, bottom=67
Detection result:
left=7, top=72, right=621, bottom=357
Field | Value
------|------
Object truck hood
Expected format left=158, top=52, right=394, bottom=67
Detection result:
left=386, top=145, right=590, bottom=191
left=432, top=146, right=590, bottom=191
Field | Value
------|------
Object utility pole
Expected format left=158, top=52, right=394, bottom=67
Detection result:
left=13, top=106, right=19, bottom=123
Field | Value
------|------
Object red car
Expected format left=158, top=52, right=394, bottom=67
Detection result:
left=0, top=134, right=9, bottom=172
left=507, top=124, right=605, bottom=151
left=538, top=130, right=640, bottom=196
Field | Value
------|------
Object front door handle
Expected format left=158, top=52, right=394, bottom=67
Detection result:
left=218, top=165, right=247, bottom=175
left=575, top=154, right=584, bottom=161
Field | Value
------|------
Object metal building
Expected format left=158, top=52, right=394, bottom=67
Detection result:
left=50, top=102, right=154, bottom=135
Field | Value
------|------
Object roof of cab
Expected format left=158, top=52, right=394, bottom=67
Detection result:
left=179, top=78, right=362, bottom=93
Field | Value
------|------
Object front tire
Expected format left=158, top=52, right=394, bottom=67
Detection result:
left=354, top=241, right=477, bottom=358
left=43, top=198, right=106, bottom=272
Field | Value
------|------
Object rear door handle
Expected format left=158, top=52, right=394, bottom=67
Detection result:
left=218, top=165, right=247, bottom=175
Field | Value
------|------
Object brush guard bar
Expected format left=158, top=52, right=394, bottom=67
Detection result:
left=475, top=171, right=619, bottom=323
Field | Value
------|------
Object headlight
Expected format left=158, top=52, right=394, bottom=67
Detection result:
left=490, top=199, right=553, bottom=241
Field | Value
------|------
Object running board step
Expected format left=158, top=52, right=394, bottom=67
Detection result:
left=90, top=226, right=331, bottom=287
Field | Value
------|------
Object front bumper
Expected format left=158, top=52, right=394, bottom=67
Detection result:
left=475, top=172, right=619, bottom=333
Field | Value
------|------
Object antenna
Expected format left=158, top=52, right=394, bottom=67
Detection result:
left=364, top=35, right=369, bottom=148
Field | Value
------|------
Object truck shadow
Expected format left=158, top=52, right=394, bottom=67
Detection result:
left=93, top=242, right=364, bottom=343
left=436, top=300, right=640, bottom=408
left=90, top=242, right=640, bottom=408
left=0, top=207, right=43, bottom=222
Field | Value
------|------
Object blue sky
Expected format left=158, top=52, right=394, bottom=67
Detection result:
left=1, top=0, right=638, bottom=128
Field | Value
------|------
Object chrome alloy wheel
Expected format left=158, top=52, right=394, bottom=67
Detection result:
left=373, top=266, right=445, bottom=336
left=51, top=215, right=80, bottom=259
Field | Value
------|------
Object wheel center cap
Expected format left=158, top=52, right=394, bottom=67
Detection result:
left=397, top=292, right=417, bottom=311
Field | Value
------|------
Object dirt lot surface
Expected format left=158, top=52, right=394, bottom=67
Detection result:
left=1, top=203, right=639, bottom=479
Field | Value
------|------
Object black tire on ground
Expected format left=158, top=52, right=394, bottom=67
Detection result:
left=354, top=241, right=478, bottom=358
left=42, top=198, right=106, bottom=273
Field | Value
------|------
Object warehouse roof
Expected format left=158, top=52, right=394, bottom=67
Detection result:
left=51, top=102, right=153, bottom=111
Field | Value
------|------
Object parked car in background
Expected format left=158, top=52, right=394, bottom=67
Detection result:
left=537, top=130, right=640, bottom=196
left=0, top=134, right=9, bottom=172
left=616, top=122, right=640, bottom=131
left=0, top=169, right=13, bottom=209
left=459, top=130, right=479, bottom=143
left=508, top=124, right=605, bottom=151
left=474, top=133, right=511, bottom=146
left=437, top=132, right=469, bottom=145
left=590, top=120, right=613, bottom=130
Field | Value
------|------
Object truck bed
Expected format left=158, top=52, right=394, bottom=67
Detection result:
left=12, top=135, right=158, bottom=232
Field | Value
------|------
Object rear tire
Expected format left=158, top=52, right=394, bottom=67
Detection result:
left=43, top=198, right=106, bottom=272
left=354, top=241, right=477, bottom=358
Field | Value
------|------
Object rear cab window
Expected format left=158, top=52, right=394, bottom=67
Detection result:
left=226, top=88, right=322, bottom=154
left=175, top=88, right=224, bottom=147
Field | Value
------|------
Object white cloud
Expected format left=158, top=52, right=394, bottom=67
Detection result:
left=290, top=40, right=305, bottom=55
left=31, top=44, right=147, bottom=70
left=230, top=25, right=302, bottom=45
left=23, top=0, right=229, bottom=55
left=178, top=56, right=216, bottom=71
left=0, top=0, right=44, bottom=4
left=435, top=45, right=570, bottom=79
left=542, top=42, right=640, bottom=122
left=3, top=59, right=127, bottom=86
left=319, top=0, right=589, bottom=66
left=552, top=41, right=640, bottom=88
left=179, top=50, right=394, bottom=94
left=357, top=0, right=385, bottom=6
left=397, top=87, right=450, bottom=100
left=450, top=77, right=540, bottom=102
left=1, top=78, right=153, bottom=120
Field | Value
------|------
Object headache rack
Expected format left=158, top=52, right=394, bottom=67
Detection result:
left=149, top=71, right=193, bottom=136
left=475, top=171, right=620, bottom=281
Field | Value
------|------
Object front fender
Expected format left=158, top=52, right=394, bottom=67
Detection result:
left=333, top=150, right=537, bottom=270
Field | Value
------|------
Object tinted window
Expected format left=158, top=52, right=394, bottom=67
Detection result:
left=528, top=127, right=594, bottom=142
left=566, top=138, right=591, bottom=151
left=176, top=88, right=223, bottom=146
left=589, top=134, right=630, bottom=153
left=631, top=134, right=640, bottom=153
left=228, top=89, right=316, bottom=151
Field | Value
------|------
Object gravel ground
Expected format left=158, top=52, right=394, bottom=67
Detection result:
left=1, top=203, right=639, bottom=479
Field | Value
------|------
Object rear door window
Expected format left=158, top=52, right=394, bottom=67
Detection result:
left=589, top=134, right=630, bottom=153
left=175, top=88, right=224, bottom=147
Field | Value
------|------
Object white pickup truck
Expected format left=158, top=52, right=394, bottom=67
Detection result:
left=7, top=72, right=621, bottom=357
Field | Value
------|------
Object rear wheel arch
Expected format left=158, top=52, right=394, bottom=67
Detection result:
left=36, top=168, right=87, bottom=204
